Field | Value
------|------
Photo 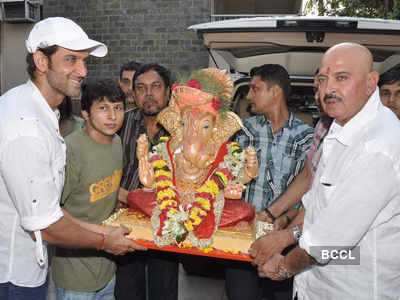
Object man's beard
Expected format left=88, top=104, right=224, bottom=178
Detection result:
left=247, top=103, right=259, bottom=116
left=142, top=109, right=160, bottom=116
left=47, top=63, right=82, bottom=98
left=142, top=97, right=162, bottom=116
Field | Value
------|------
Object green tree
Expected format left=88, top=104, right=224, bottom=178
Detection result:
left=303, top=0, right=400, bottom=19
left=391, top=0, right=400, bottom=19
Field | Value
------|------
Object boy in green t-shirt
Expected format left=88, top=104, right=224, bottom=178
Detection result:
left=52, top=80, right=145, bottom=300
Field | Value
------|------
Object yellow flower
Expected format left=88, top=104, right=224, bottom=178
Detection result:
left=157, top=188, right=176, bottom=201
left=160, top=199, right=178, bottom=210
left=168, top=207, right=178, bottom=215
left=152, top=159, right=167, bottom=169
left=155, top=169, right=172, bottom=179
left=155, top=180, right=173, bottom=188
left=232, top=144, right=240, bottom=151
left=184, top=220, right=194, bottom=232
left=205, top=180, right=219, bottom=196
left=196, top=185, right=210, bottom=194
left=191, top=207, right=207, bottom=216
left=203, top=247, right=213, bottom=254
left=215, top=171, right=228, bottom=185
left=189, top=213, right=201, bottom=226
left=183, top=242, right=192, bottom=248
left=160, top=136, right=169, bottom=142
left=197, top=180, right=219, bottom=197
left=168, top=208, right=179, bottom=215
left=230, top=142, right=241, bottom=151
left=195, top=197, right=211, bottom=211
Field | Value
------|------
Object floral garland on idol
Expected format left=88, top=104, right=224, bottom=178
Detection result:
left=149, top=136, right=245, bottom=249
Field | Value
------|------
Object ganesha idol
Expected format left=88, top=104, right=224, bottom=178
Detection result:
left=126, top=68, right=259, bottom=250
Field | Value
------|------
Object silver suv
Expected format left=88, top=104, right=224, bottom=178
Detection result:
left=189, top=16, right=400, bottom=123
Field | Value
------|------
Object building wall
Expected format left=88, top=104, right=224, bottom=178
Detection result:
left=214, top=0, right=302, bottom=14
left=0, top=23, right=32, bottom=94
left=44, top=0, right=211, bottom=81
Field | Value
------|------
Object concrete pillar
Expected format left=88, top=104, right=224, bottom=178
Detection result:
left=0, top=22, right=32, bottom=94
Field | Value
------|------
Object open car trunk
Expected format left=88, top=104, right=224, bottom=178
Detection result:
left=189, top=16, right=400, bottom=123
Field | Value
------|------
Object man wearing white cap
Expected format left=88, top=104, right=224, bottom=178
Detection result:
left=0, top=17, right=141, bottom=300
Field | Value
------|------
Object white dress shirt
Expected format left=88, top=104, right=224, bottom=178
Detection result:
left=294, top=89, right=400, bottom=300
left=0, top=81, right=65, bottom=287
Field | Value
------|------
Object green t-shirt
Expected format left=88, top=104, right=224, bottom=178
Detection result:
left=52, top=127, right=122, bottom=292
left=65, top=115, right=84, bottom=137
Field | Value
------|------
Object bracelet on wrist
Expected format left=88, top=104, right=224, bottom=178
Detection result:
left=97, top=233, right=105, bottom=251
left=291, top=225, right=302, bottom=243
left=264, top=207, right=276, bottom=222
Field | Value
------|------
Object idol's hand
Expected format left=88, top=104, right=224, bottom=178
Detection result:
left=224, top=184, right=245, bottom=199
left=137, top=134, right=149, bottom=159
left=245, top=146, right=258, bottom=179
left=137, top=134, right=154, bottom=188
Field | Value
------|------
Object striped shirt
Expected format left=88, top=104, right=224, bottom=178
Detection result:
left=235, top=113, right=313, bottom=212
left=119, top=108, right=169, bottom=191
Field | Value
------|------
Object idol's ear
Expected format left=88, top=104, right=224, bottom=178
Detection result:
left=157, top=106, right=183, bottom=149
left=212, top=111, right=243, bottom=148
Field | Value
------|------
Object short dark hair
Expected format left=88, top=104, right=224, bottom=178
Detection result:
left=81, top=80, right=126, bottom=113
left=26, top=45, right=58, bottom=80
left=119, top=60, right=141, bottom=79
left=133, top=63, right=171, bottom=90
left=378, top=70, right=400, bottom=87
left=250, top=64, right=291, bottom=102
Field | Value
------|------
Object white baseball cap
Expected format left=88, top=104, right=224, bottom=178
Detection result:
left=25, top=17, right=107, bottom=57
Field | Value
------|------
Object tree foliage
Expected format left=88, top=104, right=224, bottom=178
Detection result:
left=304, top=0, right=400, bottom=19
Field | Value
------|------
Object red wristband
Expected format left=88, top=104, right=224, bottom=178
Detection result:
left=97, top=233, right=105, bottom=251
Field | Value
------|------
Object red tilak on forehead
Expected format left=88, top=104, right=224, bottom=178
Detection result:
left=326, top=67, right=331, bottom=75
left=190, top=108, right=200, bottom=118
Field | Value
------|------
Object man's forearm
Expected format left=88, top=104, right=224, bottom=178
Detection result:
left=62, top=208, right=106, bottom=234
left=283, top=245, right=315, bottom=276
left=288, top=208, right=305, bottom=230
left=269, top=159, right=311, bottom=217
left=118, top=187, right=129, bottom=203
left=41, top=216, right=103, bottom=250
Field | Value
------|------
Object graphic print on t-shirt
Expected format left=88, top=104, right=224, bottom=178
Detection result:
left=89, top=169, right=122, bottom=202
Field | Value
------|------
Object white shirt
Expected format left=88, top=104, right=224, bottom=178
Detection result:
left=294, top=89, right=400, bottom=300
left=0, top=81, right=65, bottom=287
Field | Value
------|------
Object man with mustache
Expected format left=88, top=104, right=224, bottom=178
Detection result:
left=0, top=17, right=138, bottom=300
left=378, top=70, right=400, bottom=119
left=256, top=43, right=400, bottom=299
left=116, top=63, right=178, bottom=300
left=226, top=64, right=314, bottom=300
